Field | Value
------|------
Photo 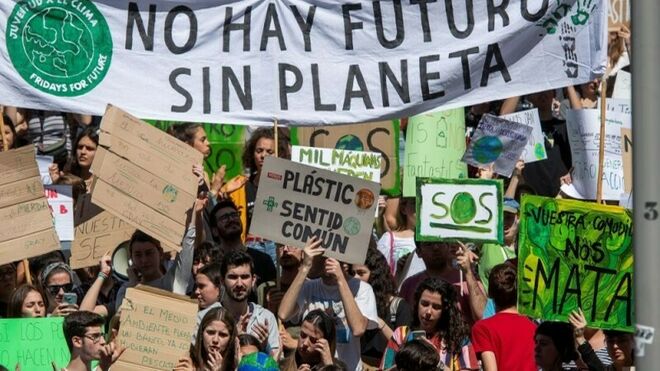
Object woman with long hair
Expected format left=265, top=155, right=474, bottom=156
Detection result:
left=7, top=284, right=46, bottom=318
left=280, top=309, right=345, bottom=371
left=175, top=307, right=238, bottom=371
left=380, top=277, right=478, bottom=370
left=353, top=247, right=412, bottom=368
left=194, top=263, right=222, bottom=310
left=50, top=126, right=98, bottom=191
left=377, top=197, right=417, bottom=278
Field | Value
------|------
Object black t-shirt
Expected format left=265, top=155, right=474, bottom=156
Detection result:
left=246, top=248, right=276, bottom=303
left=522, top=118, right=571, bottom=197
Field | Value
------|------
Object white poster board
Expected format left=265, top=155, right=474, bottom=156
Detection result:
left=500, top=108, right=547, bottom=163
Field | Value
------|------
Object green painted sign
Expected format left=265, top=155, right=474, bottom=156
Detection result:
left=0, top=317, right=69, bottom=370
left=146, top=120, right=246, bottom=180
left=517, top=195, right=634, bottom=331
left=403, top=108, right=467, bottom=197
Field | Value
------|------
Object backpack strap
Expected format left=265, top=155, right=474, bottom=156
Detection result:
left=389, top=297, right=402, bottom=324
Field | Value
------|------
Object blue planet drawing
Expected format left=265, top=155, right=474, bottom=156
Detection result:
left=335, top=134, right=364, bottom=151
left=472, top=135, right=503, bottom=164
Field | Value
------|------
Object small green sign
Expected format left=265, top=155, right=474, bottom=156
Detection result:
left=0, top=317, right=69, bottom=370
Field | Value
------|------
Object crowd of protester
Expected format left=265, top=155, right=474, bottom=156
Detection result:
left=0, top=25, right=634, bottom=371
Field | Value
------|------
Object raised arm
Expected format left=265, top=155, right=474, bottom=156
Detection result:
left=278, top=237, right=323, bottom=322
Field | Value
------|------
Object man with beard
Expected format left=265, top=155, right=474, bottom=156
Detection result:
left=399, top=241, right=487, bottom=326
left=195, top=250, right=280, bottom=358
left=278, top=237, right=379, bottom=371
left=62, top=311, right=124, bottom=371
left=209, top=198, right=276, bottom=294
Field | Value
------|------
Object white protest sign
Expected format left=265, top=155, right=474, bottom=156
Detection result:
left=566, top=109, right=631, bottom=200
left=600, top=98, right=631, bottom=115
left=462, top=114, right=533, bottom=177
left=291, top=146, right=381, bottom=183
left=251, top=157, right=380, bottom=265
left=0, top=1, right=606, bottom=125
left=44, top=185, right=74, bottom=241
left=500, top=108, right=547, bottom=163
left=612, top=70, right=631, bottom=99
left=417, top=178, right=503, bottom=244
left=36, top=155, right=53, bottom=185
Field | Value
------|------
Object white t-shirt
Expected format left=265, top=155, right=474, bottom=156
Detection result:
left=376, top=232, right=417, bottom=274
left=290, top=278, right=379, bottom=371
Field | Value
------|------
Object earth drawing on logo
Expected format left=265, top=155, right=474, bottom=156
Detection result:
left=6, top=1, right=113, bottom=96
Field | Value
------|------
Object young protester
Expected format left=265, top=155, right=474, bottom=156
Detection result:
left=471, top=264, right=537, bottom=370
left=0, top=263, right=17, bottom=317
left=62, top=311, right=125, bottom=371
left=0, top=115, right=25, bottom=151
left=602, top=330, right=635, bottom=371
left=567, top=308, right=613, bottom=369
left=353, top=247, right=413, bottom=368
left=278, top=237, right=379, bottom=371
left=79, top=252, right=120, bottom=319
left=534, top=321, right=579, bottom=371
left=209, top=198, right=276, bottom=290
left=261, top=242, right=303, bottom=314
left=49, top=126, right=98, bottom=190
left=376, top=197, right=423, bottom=281
left=393, top=339, right=442, bottom=371
left=280, top=309, right=347, bottom=371
left=194, top=263, right=223, bottom=310
left=39, top=262, right=80, bottom=316
left=196, top=250, right=280, bottom=357
left=7, top=284, right=46, bottom=318
left=177, top=306, right=238, bottom=371
left=380, top=277, right=478, bottom=370
left=400, top=241, right=487, bottom=325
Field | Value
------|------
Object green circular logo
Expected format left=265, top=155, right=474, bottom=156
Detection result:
left=343, top=217, right=361, bottom=236
left=6, top=1, right=113, bottom=97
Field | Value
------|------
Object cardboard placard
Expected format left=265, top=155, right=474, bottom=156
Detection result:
left=403, top=108, right=467, bottom=197
left=500, top=108, right=547, bottom=163
left=44, top=185, right=74, bottom=241
left=416, top=178, right=503, bottom=244
left=608, top=0, right=630, bottom=29
left=291, top=145, right=381, bottom=183
left=251, top=157, right=380, bottom=265
left=462, top=114, right=533, bottom=177
left=291, top=120, right=400, bottom=196
left=566, top=109, right=631, bottom=200
left=0, top=146, right=60, bottom=265
left=517, top=196, right=634, bottom=331
left=621, top=128, right=632, bottom=193
left=115, top=286, right=198, bottom=371
left=92, top=105, right=202, bottom=251
left=0, top=317, right=69, bottom=370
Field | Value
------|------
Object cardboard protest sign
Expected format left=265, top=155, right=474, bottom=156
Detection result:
left=147, top=120, right=246, bottom=180
left=462, top=114, right=533, bottom=177
left=500, top=108, right=547, bottom=163
left=115, top=286, right=198, bottom=371
left=44, top=185, right=74, bottom=241
left=517, top=195, right=634, bottom=331
left=0, top=146, right=60, bottom=265
left=292, top=145, right=381, bottom=183
left=566, top=109, right=631, bottom=200
left=91, top=105, right=202, bottom=252
left=403, top=109, right=467, bottom=197
left=70, top=194, right=135, bottom=269
left=292, top=120, right=400, bottom=196
left=0, top=317, right=69, bottom=370
left=608, top=0, right=630, bottom=29
left=251, top=157, right=380, bottom=265
left=0, top=1, right=606, bottom=125
left=612, top=70, right=631, bottom=100
left=621, top=128, right=632, bottom=193
left=416, top=178, right=503, bottom=244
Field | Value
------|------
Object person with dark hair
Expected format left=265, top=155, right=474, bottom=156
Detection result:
left=176, top=307, right=237, bottom=371
left=196, top=250, right=280, bottom=358
left=353, top=247, right=413, bottom=368
left=60, top=126, right=98, bottom=191
left=567, top=308, right=613, bottom=370
left=377, top=197, right=419, bottom=277
left=209, top=198, right=276, bottom=291
left=394, top=339, right=441, bottom=371
left=0, top=263, right=17, bottom=317
left=194, top=263, right=223, bottom=310
left=239, top=333, right=264, bottom=355
left=278, top=237, right=379, bottom=371
left=602, top=330, right=634, bottom=371
left=381, top=277, right=478, bottom=370
left=471, top=263, right=537, bottom=370
left=7, top=284, right=45, bottom=318
left=280, top=309, right=347, bottom=371
left=535, top=321, right=579, bottom=371
left=62, top=310, right=124, bottom=371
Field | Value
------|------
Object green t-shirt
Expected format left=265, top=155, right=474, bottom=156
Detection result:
left=478, top=243, right=516, bottom=292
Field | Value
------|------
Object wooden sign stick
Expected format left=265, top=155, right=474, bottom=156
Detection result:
left=596, top=76, right=608, bottom=204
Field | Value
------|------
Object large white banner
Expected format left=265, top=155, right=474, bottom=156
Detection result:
left=0, top=0, right=607, bottom=125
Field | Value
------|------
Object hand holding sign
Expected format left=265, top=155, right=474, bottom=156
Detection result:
left=302, top=236, right=324, bottom=270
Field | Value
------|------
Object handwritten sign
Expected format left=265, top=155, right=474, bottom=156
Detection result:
left=462, top=114, right=533, bottom=177
left=612, top=70, right=631, bottom=100
left=0, top=146, right=60, bottom=265
left=292, top=145, right=381, bottom=183
left=115, top=286, right=198, bottom=371
left=36, top=155, right=53, bottom=185
left=417, top=178, right=503, bottom=244
left=91, top=105, right=202, bottom=252
left=621, top=128, right=632, bottom=193
left=566, top=109, right=631, bottom=200
left=403, top=108, right=467, bottom=197
left=0, top=317, right=69, bottom=371
left=608, top=0, right=630, bottom=29
left=500, top=108, right=547, bottom=163
left=517, top=195, right=634, bottom=331
left=251, top=157, right=380, bottom=265
left=291, top=120, right=400, bottom=196
left=44, top=185, right=74, bottom=241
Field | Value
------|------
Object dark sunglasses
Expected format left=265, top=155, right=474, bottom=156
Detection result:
left=47, top=283, right=73, bottom=295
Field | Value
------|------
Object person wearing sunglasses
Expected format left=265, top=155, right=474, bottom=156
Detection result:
left=39, top=262, right=80, bottom=317
left=62, top=310, right=124, bottom=371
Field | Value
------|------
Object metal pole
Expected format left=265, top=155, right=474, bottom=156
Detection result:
left=634, top=0, right=660, bottom=364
